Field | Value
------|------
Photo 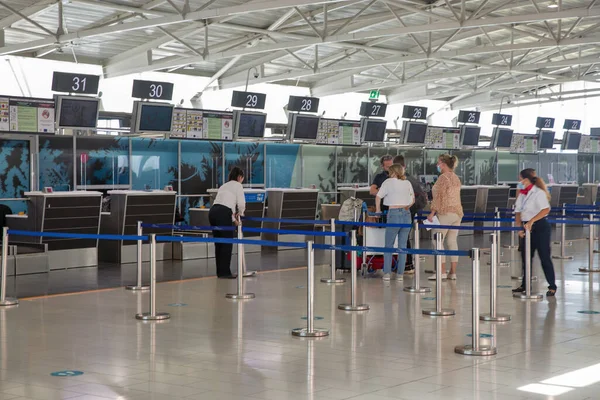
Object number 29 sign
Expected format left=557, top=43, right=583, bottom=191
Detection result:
left=231, top=91, right=267, bottom=110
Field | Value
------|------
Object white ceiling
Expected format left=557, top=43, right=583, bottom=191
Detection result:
left=2, top=0, right=600, bottom=109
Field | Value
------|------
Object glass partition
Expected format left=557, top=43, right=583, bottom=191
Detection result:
left=0, top=138, right=30, bottom=214
left=302, top=144, right=336, bottom=207
left=75, top=136, right=129, bottom=188
left=451, top=150, right=475, bottom=185
left=179, top=140, right=222, bottom=194
left=398, top=149, right=424, bottom=178
left=223, top=142, right=264, bottom=186
left=265, top=143, right=301, bottom=188
left=578, top=154, right=594, bottom=185
left=473, top=150, right=497, bottom=185
left=38, top=136, right=74, bottom=191
left=336, top=146, right=368, bottom=186
left=131, top=138, right=178, bottom=190
left=368, top=147, right=394, bottom=184
left=497, top=152, right=518, bottom=183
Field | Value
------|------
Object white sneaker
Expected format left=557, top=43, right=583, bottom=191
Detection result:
left=448, top=273, right=457, bottom=280
left=395, top=273, right=404, bottom=281
left=382, top=273, right=391, bottom=281
left=428, top=273, right=447, bottom=280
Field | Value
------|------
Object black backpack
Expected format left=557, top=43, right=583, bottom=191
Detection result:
left=406, top=175, right=427, bottom=212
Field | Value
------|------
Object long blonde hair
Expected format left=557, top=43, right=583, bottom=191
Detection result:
left=520, top=168, right=551, bottom=200
left=389, top=164, right=406, bottom=180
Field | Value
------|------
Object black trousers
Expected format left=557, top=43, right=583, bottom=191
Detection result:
left=208, top=204, right=234, bottom=277
left=405, top=212, right=416, bottom=267
left=520, top=218, right=557, bottom=290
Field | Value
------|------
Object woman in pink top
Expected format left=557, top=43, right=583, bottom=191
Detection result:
left=427, top=154, right=463, bottom=281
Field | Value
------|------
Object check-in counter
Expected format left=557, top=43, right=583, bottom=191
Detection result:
left=338, top=187, right=374, bottom=209
left=177, top=189, right=267, bottom=260
left=474, top=185, right=511, bottom=235
left=461, top=186, right=479, bottom=215
left=582, top=183, right=599, bottom=205
left=99, top=190, right=176, bottom=264
left=548, top=184, right=579, bottom=208
left=7, top=191, right=102, bottom=272
left=262, top=188, right=319, bottom=245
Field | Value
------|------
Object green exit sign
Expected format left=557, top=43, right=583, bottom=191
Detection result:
left=369, top=90, right=380, bottom=100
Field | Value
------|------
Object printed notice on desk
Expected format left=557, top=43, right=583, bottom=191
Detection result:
left=0, top=98, right=9, bottom=131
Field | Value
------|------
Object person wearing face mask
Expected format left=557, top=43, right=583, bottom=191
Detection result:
left=427, top=154, right=463, bottom=281
left=512, top=168, right=557, bottom=297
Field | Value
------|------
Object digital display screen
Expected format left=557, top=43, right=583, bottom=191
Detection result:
left=362, top=120, right=386, bottom=142
left=404, top=122, right=427, bottom=144
left=564, top=132, right=582, bottom=150
left=494, top=127, right=514, bottom=148
left=58, top=98, right=99, bottom=128
left=292, top=115, right=319, bottom=139
left=538, top=130, right=555, bottom=149
left=591, top=127, right=600, bottom=137
left=461, top=125, right=480, bottom=146
left=138, top=103, right=174, bottom=132
left=236, top=112, right=266, bottom=138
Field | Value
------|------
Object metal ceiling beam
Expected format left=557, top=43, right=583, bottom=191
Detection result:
left=0, top=1, right=55, bottom=36
left=68, top=0, right=173, bottom=17
left=0, top=0, right=55, bottom=30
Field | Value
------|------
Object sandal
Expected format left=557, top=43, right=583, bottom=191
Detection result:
left=546, top=289, right=557, bottom=297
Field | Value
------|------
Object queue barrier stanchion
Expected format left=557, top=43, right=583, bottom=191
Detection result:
left=226, top=224, right=255, bottom=300
left=514, top=229, right=543, bottom=300
left=0, top=227, right=17, bottom=307
left=480, top=233, right=510, bottom=322
left=579, top=214, right=600, bottom=273
left=338, top=230, right=369, bottom=311
left=292, top=240, right=329, bottom=337
left=455, top=248, right=497, bottom=356
left=495, top=208, right=509, bottom=267
left=553, top=205, right=573, bottom=260
left=504, top=206, right=518, bottom=249
left=424, top=219, right=435, bottom=274
left=127, top=221, right=150, bottom=291
left=422, top=233, right=455, bottom=317
left=135, top=234, right=170, bottom=321
left=321, top=218, right=345, bottom=284
left=404, top=221, right=431, bottom=294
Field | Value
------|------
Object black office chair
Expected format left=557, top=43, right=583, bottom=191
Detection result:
left=0, top=204, right=12, bottom=227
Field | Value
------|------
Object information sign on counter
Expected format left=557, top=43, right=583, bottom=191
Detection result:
left=316, top=119, right=360, bottom=145
left=424, top=126, right=460, bottom=149
left=245, top=192, right=265, bottom=203
left=170, top=108, right=233, bottom=140
left=510, top=134, right=537, bottom=153
left=492, top=113, right=512, bottom=126
left=7, top=97, right=55, bottom=133
left=578, top=136, right=600, bottom=153
left=132, top=79, right=174, bottom=100
left=536, top=117, right=555, bottom=129
left=564, top=119, right=582, bottom=131
left=288, top=95, right=319, bottom=113
left=231, top=91, right=266, bottom=110
left=52, top=72, right=100, bottom=95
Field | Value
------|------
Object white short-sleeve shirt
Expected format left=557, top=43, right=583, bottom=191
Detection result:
left=514, top=186, right=550, bottom=221
left=377, top=178, right=414, bottom=207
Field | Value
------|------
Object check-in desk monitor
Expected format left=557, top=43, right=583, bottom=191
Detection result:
left=548, top=184, right=579, bottom=208
left=99, top=190, right=176, bottom=263
left=262, top=189, right=318, bottom=243
left=7, top=191, right=102, bottom=271
left=338, top=186, right=374, bottom=209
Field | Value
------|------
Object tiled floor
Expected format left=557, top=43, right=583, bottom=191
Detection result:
left=2, top=229, right=600, bottom=399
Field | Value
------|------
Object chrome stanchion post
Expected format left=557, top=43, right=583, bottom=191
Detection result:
left=496, top=208, right=509, bottom=267
left=514, top=228, right=543, bottom=300
left=0, top=227, right=17, bottom=307
left=579, top=214, right=600, bottom=272
left=321, top=218, right=345, bottom=284
left=292, top=241, right=329, bottom=337
left=422, top=233, right=454, bottom=316
left=554, top=206, right=574, bottom=260
left=481, top=233, right=510, bottom=322
left=227, top=225, right=255, bottom=299
left=424, top=214, right=434, bottom=274
left=404, top=221, right=430, bottom=293
left=127, top=221, right=150, bottom=291
left=504, top=206, right=518, bottom=249
left=455, top=248, right=497, bottom=356
left=136, top=234, right=170, bottom=320
left=338, top=230, right=369, bottom=311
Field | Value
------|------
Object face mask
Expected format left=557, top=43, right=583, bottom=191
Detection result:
left=436, top=165, right=442, bottom=173
left=517, top=182, right=525, bottom=190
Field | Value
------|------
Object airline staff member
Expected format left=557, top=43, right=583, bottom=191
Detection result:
left=512, top=168, right=557, bottom=297
left=209, top=167, right=246, bottom=279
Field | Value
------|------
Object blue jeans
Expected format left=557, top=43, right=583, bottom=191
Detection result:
left=383, top=208, right=412, bottom=275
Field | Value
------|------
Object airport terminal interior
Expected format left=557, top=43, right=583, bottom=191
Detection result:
left=5, top=0, right=600, bottom=399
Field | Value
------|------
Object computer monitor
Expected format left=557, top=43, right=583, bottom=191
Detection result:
left=287, top=114, right=320, bottom=140
left=460, top=125, right=481, bottom=146
left=561, top=131, right=582, bottom=150
left=491, top=127, right=514, bottom=148
left=132, top=101, right=174, bottom=134
left=233, top=110, right=267, bottom=139
left=537, top=130, right=555, bottom=150
left=56, top=95, right=100, bottom=129
left=402, top=121, right=427, bottom=144
left=360, top=118, right=387, bottom=142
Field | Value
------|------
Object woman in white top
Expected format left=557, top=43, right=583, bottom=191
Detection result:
left=209, top=167, right=246, bottom=279
left=376, top=164, right=415, bottom=281
left=512, top=168, right=557, bottom=297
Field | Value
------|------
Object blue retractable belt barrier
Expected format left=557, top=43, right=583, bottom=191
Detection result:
left=155, top=235, right=307, bottom=248
left=243, top=216, right=329, bottom=225
left=430, top=224, right=521, bottom=231
left=313, top=243, right=470, bottom=257
left=547, top=219, right=600, bottom=226
left=242, top=227, right=348, bottom=237
left=141, top=223, right=235, bottom=231
left=9, top=230, right=148, bottom=241
left=335, top=220, right=413, bottom=228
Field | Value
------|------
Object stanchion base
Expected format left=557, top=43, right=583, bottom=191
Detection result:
left=594, top=250, right=600, bottom=254
left=454, top=345, right=497, bottom=356
left=243, top=271, right=257, bottom=277
left=511, top=276, right=521, bottom=280
left=579, top=267, right=600, bottom=273
left=291, top=328, right=329, bottom=337
left=498, top=262, right=510, bottom=267
left=404, top=286, right=431, bottom=293
left=513, top=293, right=543, bottom=300
left=126, top=285, right=150, bottom=291
left=135, top=312, right=170, bottom=321
left=424, top=269, right=435, bottom=274
left=0, top=298, right=18, bottom=307
left=338, top=303, right=370, bottom=311
left=552, top=255, right=574, bottom=260
left=480, top=313, right=511, bottom=322
left=321, top=277, right=346, bottom=283
left=503, top=245, right=518, bottom=249
left=422, top=308, right=455, bottom=316
left=225, top=293, right=256, bottom=299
